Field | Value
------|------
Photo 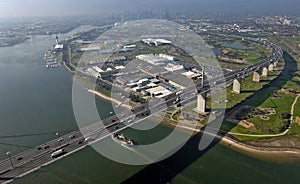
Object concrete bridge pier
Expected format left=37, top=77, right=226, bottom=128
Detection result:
left=232, top=79, right=241, bottom=94
left=262, top=67, right=268, bottom=77
left=196, top=93, right=206, bottom=114
left=268, top=64, right=274, bottom=71
left=253, top=72, right=260, bottom=82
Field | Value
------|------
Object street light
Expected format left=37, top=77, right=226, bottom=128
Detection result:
left=201, top=66, right=204, bottom=88
left=6, top=151, right=14, bottom=169
left=56, top=132, right=62, bottom=146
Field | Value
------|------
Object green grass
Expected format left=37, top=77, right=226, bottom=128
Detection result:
left=95, top=85, right=111, bottom=97
left=75, top=76, right=111, bottom=97
left=202, top=34, right=272, bottom=69
left=288, top=97, right=300, bottom=135
left=75, top=76, right=95, bottom=89
left=216, top=51, right=298, bottom=140
left=165, top=114, right=171, bottom=120
left=288, top=124, right=300, bottom=135
left=281, top=36, right=300, bottom=44
left=232, top=135, right=276, bottom=142
left=228, top=52, right=299, bottom=139
left=71, top=52, right=84, bottom=65
left=294, top=99, right=300, bottom=117
left=220, top=121, right=239, bottom=132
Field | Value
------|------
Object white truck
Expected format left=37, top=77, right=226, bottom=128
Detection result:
left=51, top=149, right=64, bottom=158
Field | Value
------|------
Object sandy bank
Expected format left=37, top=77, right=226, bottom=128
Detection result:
left=88, top=90, right=131, bottom=109
left=174, top=124, right=300, bottom=163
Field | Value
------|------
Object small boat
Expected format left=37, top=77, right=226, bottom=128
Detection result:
left=112, top=133, right=134, bottom=147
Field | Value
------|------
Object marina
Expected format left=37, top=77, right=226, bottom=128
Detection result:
left=44, top=51, right=61, bottom=68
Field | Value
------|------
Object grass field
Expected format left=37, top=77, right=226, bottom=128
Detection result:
left=75, top=75, right=111, bottom=97
left=202, top=34, right=272, bottom=70
left=224, top=51, right=300, bottom=141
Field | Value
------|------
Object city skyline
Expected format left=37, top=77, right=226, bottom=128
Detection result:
left=0, top=0, right=299, bottom=19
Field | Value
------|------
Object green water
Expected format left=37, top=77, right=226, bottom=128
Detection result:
left=0, top=27, right=299, bottom=183
left=12, top=122, right=300, bottom=184
left=0, top=26, right=113, bottom=159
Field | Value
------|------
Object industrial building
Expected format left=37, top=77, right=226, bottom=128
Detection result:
left=146, top=86, right=172, bottom=98
left=164, top=63, right=184, bottom=72
left=136, top=54, right=167, bottom=66
left=141, top=38, right=172, bottom=47
left=159, top=73, right=194, bottom=90
left=54, top=44, right=63, bottom=51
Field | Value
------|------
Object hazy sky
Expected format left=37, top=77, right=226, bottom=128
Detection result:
left=0, top=0, right=299, bottom=18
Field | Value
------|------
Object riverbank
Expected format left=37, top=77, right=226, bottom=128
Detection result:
left=0, top=37, right=30, bottom=47
left=61, top=60, right=133, bottom=111
left=220, top=135, right=300, bottom=163
left=173, top=123, right=300, bottom=163
left=88, top=90, right=131, bottom=109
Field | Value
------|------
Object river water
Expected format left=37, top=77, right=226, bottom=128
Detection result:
left=0, top=26, right=299, bottom=183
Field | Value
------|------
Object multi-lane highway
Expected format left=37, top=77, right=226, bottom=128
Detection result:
left=0, top=38, right=282, bottom=183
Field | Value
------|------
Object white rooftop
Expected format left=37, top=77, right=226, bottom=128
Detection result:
left=54, top=44, right=64, bottom=49
left=141, top=38, right=172, bottom=46
left=115, top=66, right=126, bottom=70
left=146, top=86, right=172, bottom=98
left=181, top=71, right=196, bottom=77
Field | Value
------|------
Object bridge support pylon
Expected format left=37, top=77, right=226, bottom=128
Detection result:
left=233, top=79, right=241, bottom=94
left=262, top=67, right=268, bottom=77
left=253, top=72, right=260, bottom=82
left=196, top=93, right=206, bottom=114
left=268, top=64, right=274, bottom=72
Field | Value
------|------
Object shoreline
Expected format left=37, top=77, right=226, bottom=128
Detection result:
left=0, top=37, right=30, bottom=48
left=220, top=135, right=300, bottom=163
left=88, top=89, right=131, bottom=109
left=62, top=62, right=132, bottom=110
left=172, top=123, right=300, bottom=163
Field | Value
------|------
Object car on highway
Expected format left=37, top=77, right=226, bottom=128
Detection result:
left=58, top=138, right=64, bottom=142
left=17, top=157, right=23, bottom=161
left=51, top=149, right=65, bottom=158
left=44, top=145, right=50, bottom=149
left=69, top=135, right=75, bottom=139
left=85, top=137, right=91, bottom=142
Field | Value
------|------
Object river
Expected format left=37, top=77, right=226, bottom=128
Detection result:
left=0, top=26, right=299, bottom=183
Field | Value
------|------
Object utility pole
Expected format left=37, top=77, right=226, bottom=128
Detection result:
left=201, top=66, right=204, bottom=88
left=6, top=151, right=14, bottom=169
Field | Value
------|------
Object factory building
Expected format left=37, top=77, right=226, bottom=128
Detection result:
left=141, top=38, right=172, bottom=47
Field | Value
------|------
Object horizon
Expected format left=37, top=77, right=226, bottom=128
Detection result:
left=0, top=0, right=299, bottom=20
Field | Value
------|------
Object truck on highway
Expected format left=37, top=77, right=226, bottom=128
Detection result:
left=51, top=149, right=64, bottom=158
